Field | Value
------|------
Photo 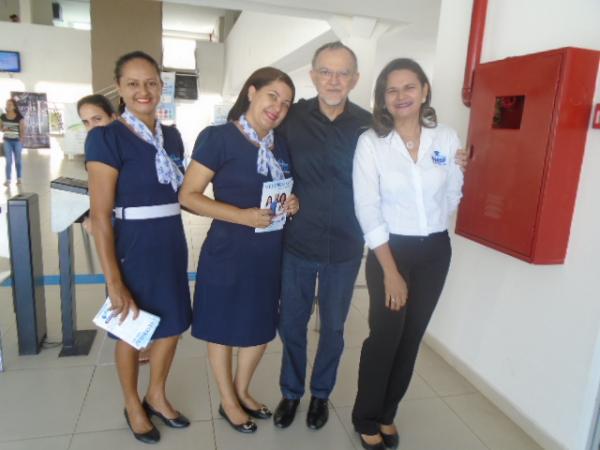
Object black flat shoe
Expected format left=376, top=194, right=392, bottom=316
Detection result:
left=273, top=397, right=300, bottom=429
left=124, top=409, right=160, bottom=444
left=218, top=404, right=257, bottom=433
left=240, top=402, right=272, bottom=419
left=381, top=431, right=399, bottom=449
left=142, top=398, right=190, bottom=428
left=306, top=396, right=328, bottom=430
left=358, top=433, right=386, bottom=450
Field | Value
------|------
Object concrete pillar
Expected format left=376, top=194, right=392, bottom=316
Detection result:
left=18, top=0, right=31, bottom=23
left=31, top=0, right=52, bottom=25
left=220, top=10, right=240, bottom=43
left=90, top=0, right=163, bottom=93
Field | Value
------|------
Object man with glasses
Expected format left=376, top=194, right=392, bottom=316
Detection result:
left=274, top=41, right=371, bottom=430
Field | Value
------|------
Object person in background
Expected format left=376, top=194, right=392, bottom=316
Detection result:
left=1, top=99, right=25, bottom=187
left=77, top=93, right=152, bottom=365
left=77, top=94, right=117, bottom=131
left=351, top=58, right=464, bottom=450
left=85, top=51, right=192, bottom=444
left=179, top=67, right=298, bottom=434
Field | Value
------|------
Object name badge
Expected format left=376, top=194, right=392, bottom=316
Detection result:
left=431, top=150, right=447, bottom=166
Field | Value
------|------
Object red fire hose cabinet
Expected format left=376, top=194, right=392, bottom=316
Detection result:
left=456, top=47, right=599, bottom=264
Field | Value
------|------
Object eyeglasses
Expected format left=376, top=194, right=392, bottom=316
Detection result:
left=315, top=68, right=355, bottom=81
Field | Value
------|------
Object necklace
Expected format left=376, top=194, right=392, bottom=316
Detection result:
left=404, top=139, right=417, bottom=150
left=399, top=128, right=421, bottom=151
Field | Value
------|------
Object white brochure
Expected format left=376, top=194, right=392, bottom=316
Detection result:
left=256, top=178, right=294, bottom=233
left=93, top=298, right=160, bottom=350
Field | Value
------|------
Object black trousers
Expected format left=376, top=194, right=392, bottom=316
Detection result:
left=352, top=232, right=452, bottom=435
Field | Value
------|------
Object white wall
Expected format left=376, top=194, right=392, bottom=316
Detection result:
left=374, top=23, right=438, bottom=104
left=0, top=21, right=92, bottom=104
left=428, top=1, right=600, bottom=449
left=223, top=10, right=330, bottom=96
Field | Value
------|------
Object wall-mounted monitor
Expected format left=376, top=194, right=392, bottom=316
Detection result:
left=175, top=73, right=198, bottom=100
left=0, top=51, right=21, bottom=73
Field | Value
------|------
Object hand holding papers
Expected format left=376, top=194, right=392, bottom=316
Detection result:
left=93, top=298, right=160, bottom=350
left=256, top=178, right=294, bottom=233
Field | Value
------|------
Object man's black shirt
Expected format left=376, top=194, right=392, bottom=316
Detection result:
left=279, top=97, right=372, bottom=263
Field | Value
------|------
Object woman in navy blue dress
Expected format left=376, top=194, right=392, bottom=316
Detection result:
left=179, top=67, right=299, bottom=433
left=86, top=51, right=191, bottom=444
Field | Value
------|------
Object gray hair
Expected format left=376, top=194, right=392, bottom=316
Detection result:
left=311, top=41, right=358, bottom=72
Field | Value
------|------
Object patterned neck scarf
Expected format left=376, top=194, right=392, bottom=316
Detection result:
left=121, top=109, right=184, bottom=191
left=239, top=114, right=284, bottom=181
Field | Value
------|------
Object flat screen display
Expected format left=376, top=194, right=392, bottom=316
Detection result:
left=0, top=51, right=21, bottom=72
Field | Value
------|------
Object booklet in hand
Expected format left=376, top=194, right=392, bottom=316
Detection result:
left=256, top=178, right=293, bottom=233
left=93, top=298, right=160, bottom=350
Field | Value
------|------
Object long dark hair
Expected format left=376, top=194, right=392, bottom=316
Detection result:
left=372, top=58, right=437, bottom=137
left=114, top=51, right=162, bottom=114
left=227, top=67, right=295, bottom=122
left=77, top=94, right=115, bottom=117
left=6, top=98, right=22, bottom=119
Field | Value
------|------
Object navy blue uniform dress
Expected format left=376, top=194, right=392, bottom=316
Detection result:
left=191, top=122, right=292, bottom=347
left=85, top=120, right=192, bottom=340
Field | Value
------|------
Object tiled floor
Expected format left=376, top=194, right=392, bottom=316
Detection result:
left=0, top=151, right=543, bottom=450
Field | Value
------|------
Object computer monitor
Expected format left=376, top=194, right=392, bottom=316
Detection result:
left=0, top=51, right=21, bottom=73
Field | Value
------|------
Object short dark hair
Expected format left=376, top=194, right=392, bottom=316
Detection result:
left=311, top=41, right=358, bottom=72
left=227, top=67, right=295, bottom=122
left=77, top=94, right=115, bottom=117
left=114, top=50, right=161, bottom=83
left=372, top=58, right=437, bottom=137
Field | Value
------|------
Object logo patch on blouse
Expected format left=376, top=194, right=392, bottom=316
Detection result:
left=431, top=150, right=447, bottom=166
left=278, top=159, right=291, bottom=175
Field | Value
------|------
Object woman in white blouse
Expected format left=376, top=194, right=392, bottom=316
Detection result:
left=351, top=58, right=464, bottom=450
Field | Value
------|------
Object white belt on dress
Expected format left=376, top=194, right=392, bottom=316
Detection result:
left=113, top=203, right=181, bottom=220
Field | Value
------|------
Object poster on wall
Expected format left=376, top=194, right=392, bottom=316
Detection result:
left=161, top=72, right=176, bottom=103
left=48, top=103, right=65, bottom=135
left=158, top=71, right=176, bottom=126
left=11, top=91, right=50, bottom=148
left=213, top=103, right=233, bottom=126
left=63, top=103, right=87, bottom=156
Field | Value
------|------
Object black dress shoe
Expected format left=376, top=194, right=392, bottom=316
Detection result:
left=124, top=409, right=160, bottom=444
left=273, top=398, right=300, bottom=428
left=381, top=431, right=399, bottom=449
left=240, top=402, right=272, bottom=419
left=306, top=396, right=328, bottom=430
left=218, top=404, right=257, bottom=433
left=358, top=433, right=386, bottom=450
left=142, top=398, right=190, bottom=428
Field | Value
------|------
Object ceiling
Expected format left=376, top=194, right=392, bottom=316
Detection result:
left=164, top=0, right=441, bottom=26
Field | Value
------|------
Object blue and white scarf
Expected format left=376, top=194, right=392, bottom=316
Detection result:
left=121, top=109, right=184, bottom=191
left=239, top=114, right=284, bottom=181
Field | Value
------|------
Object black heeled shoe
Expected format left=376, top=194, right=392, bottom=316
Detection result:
left=381, top=431, right=399, bottom=449
left=358, top=433, right=386, bottom=450
left=218, top=404, right=257, bottom=433
left=142, top=398, right=190, bottom=429
left=240, top=402, right=272, bottom=419
left=124, top=409, right=160, bottom=444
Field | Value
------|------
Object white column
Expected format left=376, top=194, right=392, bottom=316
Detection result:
left=18, top=0, right=31, bottom=23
